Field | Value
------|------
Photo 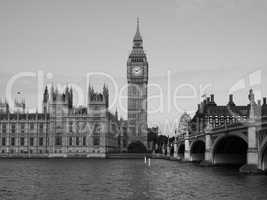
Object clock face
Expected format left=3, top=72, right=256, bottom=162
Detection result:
left=132, top=66, right=143, bottom=76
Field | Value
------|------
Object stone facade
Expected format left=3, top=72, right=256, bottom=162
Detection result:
left=0, top=85, right=127, bottom=158
left=190, top=94, right=252, bottom=134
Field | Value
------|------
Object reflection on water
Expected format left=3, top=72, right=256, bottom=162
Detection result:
left=0, top=159, right=267, bottom=200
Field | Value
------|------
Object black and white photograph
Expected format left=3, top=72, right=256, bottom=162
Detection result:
left=0, top=0, right=267, bottom=199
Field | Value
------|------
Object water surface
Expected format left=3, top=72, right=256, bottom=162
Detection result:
left=0, top=159, right=267, bottom=200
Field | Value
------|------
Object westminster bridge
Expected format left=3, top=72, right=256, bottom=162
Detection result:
left=173, top=117, right=267, bottom=173
left=171, top=90, right=267, bottom=173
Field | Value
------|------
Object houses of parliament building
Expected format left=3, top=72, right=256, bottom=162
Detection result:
left=0, top=20, right=150, bottom=158
left=0, top=85, right=128, bottom=158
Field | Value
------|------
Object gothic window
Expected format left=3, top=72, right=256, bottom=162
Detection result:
left=39, top=123, right=43, bottom=133
left=118, top=135, right=121, bottom=146
left=76, top=122, right=80, bottom=133
left=76, top=137, right=79, bottom=146
left=93, top=124, right=101, bottom=146
left=11, top=137, right=15, bottom=146
left=30, top=123, right=34, bottom=130
left=30, top=137, right=34, bottom=146
left=11, top=124, right=16, bottom=133
left=123, top=139, right=127, bottom=148
left=69, top=137, right=72, bottom=146
left=83, top=136, right=86, bottom=146
left=93, top=136, right=100, bottom=146
left=20, top=137, right=25, bottom=146
left=2, top=137, right=6, bottom=146
left=21, top=123, right=25, bottom=133
left=55, top=136, right=62, bottom=146
left=39, top=137, right=43, bottom=146
left=69, top=122, right=73, bottom=133
left=2, top=123, right=6, bottom=133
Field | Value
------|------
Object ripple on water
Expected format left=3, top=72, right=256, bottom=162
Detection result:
left=0, top=159, right=267, bottom=200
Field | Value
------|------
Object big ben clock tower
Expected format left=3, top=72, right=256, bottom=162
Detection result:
left=127, top=19, right=148, bottom=148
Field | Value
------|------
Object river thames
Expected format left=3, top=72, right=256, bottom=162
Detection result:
left=0, top=159, right=267, bottom=200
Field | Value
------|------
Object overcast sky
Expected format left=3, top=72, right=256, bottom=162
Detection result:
left=0, top=0, right=267, bottom=135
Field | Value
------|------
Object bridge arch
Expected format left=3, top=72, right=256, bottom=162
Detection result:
left=177, top=143, right=185, bottom=160
left=190, top=139, right=205, bottom=161
left=211, top=133, right=248, bottom=165
left=259, top=135, right=267, bottom=171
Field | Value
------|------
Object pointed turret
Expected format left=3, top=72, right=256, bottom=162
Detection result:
left=14, top=98, right=26, bottom=113
left=115, top=108, right=118, bottom=120
left=227, top=94, right=236, bottom=107
left=43, top=85, right=49, bottom=113
left=43, top=85, right=49, bottom=103
left=69, top=87, right=73, bottom=108
left=248, top=89, right=256, bottom=121
left=87, top=85, right=109, bottom=114
left=128, top=18, right=147, bottom=64
left=88, top=83, right=94, bottom=101
left=133, top=17, right=143, bottom=47
left=64, top=86, right=69, bottom=103
left=50, top=84, right=56, bottom=101
left=103, top=84, right=109, bottom=108
left=0, top=98, right=9, bottom=114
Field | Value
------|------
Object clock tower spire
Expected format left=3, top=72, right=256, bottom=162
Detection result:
left=133, top=17, right=142, bottom=47
left=127, top=19, right=148, bottom=150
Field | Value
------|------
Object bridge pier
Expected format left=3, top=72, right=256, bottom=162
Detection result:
left=184, top=137, right=191, bottom=161
left=173, top=141, right=178, bottom=158
left=240, top=90, right=262, bottom=173
left=200, top=134, right=213, bottom=166
left=240, top=125, right=261, bottom=173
